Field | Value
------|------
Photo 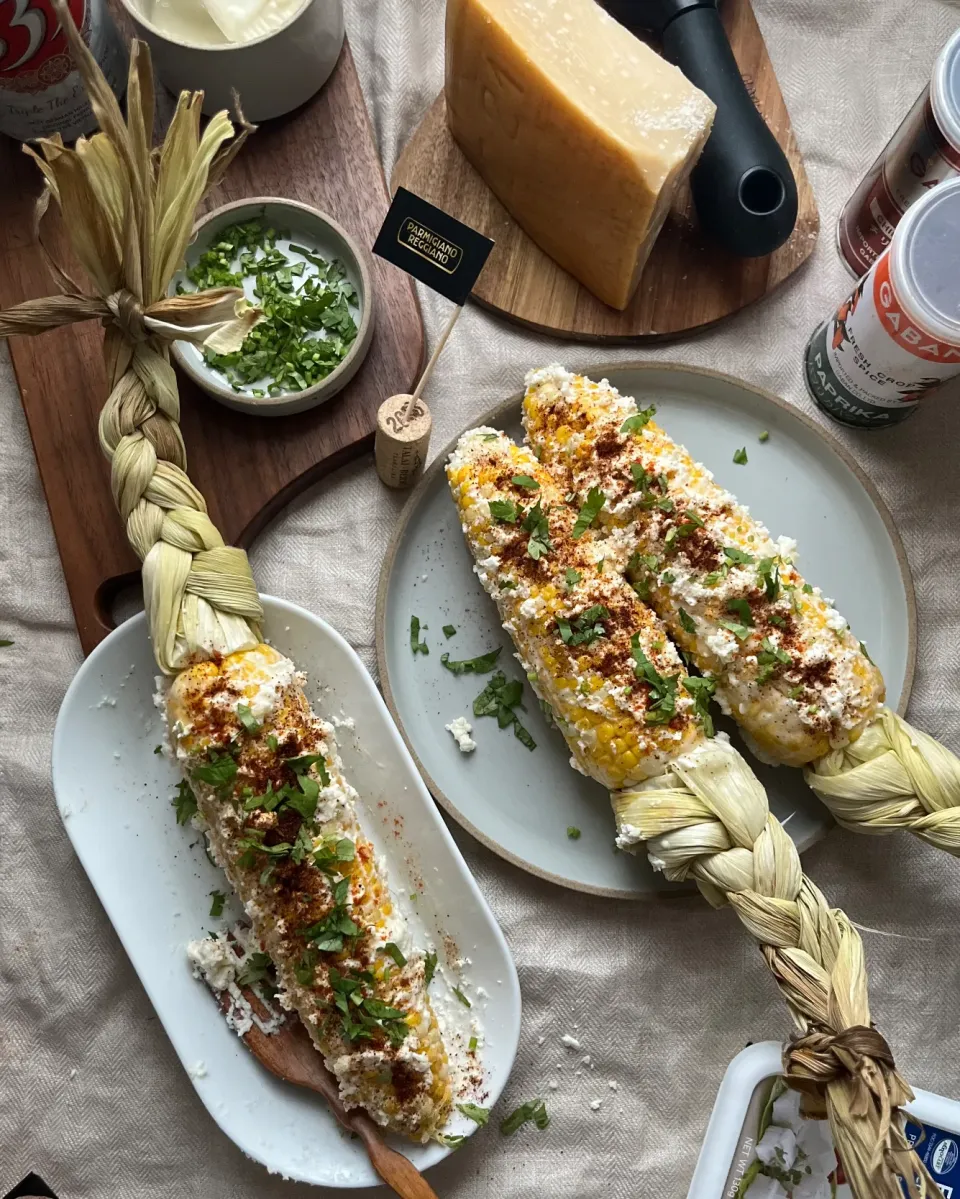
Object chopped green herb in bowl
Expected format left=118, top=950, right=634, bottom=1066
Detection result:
left=171, top=200, right=374, bottom=416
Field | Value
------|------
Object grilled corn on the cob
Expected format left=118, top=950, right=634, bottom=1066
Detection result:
left=447, top=427, right=706, bottom=789
left=165, top=644, right=452, bottom=1140
left=523, top=366, right=885, bottom=767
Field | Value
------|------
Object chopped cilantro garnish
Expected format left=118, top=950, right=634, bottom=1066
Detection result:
left=564, top=567, right=582, bottom=589
left=266, top=733, right=278, bottom=752
left=208, top=889, right=227, bottom=919
left=468, top=1035, right=479, bottom=1052
left=678, top=607, right=697, bottom=635
left=733, top=447, right=748, bottom=465
left=720, top=620, right=751, bottom=641
left=384, top=942, right=406, bottom=968
left=480, top=433, right=498, bottom=441
left=441, top=647, right=502, bottom=675
left=153, top=744, right=163, bottom=756
left=184, top=221, right=359, bottom=396
left=438, top=1134, right=465, bottom=1149
left=443, top=624, right=457, bottom=638
left=522, top=500, right=553, bottom=559
left=236, top=951, right=272, bottom=987
left=236, top=702, right=260, bottom=735
left=631, top=635, right=679, bottom=725
left=489, top=499, right=520, bottom=524
left=452, top=986, right=472, bottom=1008
left=630, top=464, right=653, bottom=491
left=556, top=605, right=610, bottom=647
left=566, top=826, right=581, bottom=840
left=802, top=583, right=814, bottom=594
left=458, top=1102, right=490, bottom=1126
left=286, top=752, right=330, bottom=787
left=571, top=488, right=606, bottom=539
left=620, top=405, right=656, bottom=436
left=301, top=876, right=359, bottom=953
left=859, top=641, right=874, bottom=665
left=424, top=951, right=438, bottom=987
left=410, top=615, right=429, bottom=656
left=0, top=639, right=13, bottom=647
left=472, top=671, right=536, bottom=749
left=661, top=570, right=676, bottom=584
left=789, top=685, right=805, bottom=699
left=723, top=546, right=755, bottom=566
left=192, top=750, right=237, bottom=792
left=328, top=967, right=410, bottom=1047
left=759, top=430, right=770, bottom=443
left=757, top=557, right=781, bottom=602
left=726, top=597, right=754, bottom=626
left=682, top=675, right=717, bottom=737
left=500, top=1098, right=550, bottom=1136
left=295, top=950, right=318, bottom=986
left=757, top=637, right=793, bottom=684
left=511, top=474, right=540, bottom=491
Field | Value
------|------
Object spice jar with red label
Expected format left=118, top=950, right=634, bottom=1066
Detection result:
left=837, top=27, right=960, bottom=277
left=0, top=0, right=126, bottom=142
left=806, top=175, right=960, bottom=428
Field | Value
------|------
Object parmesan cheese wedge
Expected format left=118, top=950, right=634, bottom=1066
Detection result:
left=444, top=0, right=716, bottom=310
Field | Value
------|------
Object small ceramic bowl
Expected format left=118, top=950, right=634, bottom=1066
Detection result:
left=171, top=197, right=375, bottom=417
left=120, top=0, right=344, bottom=122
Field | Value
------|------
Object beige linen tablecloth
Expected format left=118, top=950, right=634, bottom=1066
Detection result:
left=3, top=1, right=960, bottom=1194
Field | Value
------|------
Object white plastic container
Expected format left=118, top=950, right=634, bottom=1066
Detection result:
left=120, top=0, right=344, bottom=121
left=689, top=1042, right=960, bottom=1197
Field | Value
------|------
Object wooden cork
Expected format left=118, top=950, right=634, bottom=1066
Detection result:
left=375, top=394, right=433, bottom=489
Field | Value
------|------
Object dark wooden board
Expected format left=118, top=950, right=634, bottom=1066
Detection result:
left=0, top=37, right=423, bottom=656
left=392, top=0, right=819, bottom=342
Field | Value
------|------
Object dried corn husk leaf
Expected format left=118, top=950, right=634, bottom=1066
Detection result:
left=613, top=734, right=937, bottom=1199
left=0, top=0, right=261, bottom=672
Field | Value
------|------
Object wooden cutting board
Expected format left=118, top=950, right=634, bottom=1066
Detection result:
left=0, top=38, right=423, bottom=657
left=392, top=0, right=819, bottom=342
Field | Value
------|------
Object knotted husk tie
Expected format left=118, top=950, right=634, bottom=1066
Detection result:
left=614, top=735, right=936, bottom=1198
left=0, top=1, right=264, bottom=673
left=808, top=707, right=960, bottom=853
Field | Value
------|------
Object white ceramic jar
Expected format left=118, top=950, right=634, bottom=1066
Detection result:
left=121, top=0, right=344, bottom=121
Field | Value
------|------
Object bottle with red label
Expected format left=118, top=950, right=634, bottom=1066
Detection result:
left=805, top=175, right=960, bottom=428
left=0, top=0, right=126, bottom=142
left=837, top=26, right=960, bottom=277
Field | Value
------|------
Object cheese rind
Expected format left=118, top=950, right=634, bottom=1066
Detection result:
left=444, top=0, right=715, bottom=310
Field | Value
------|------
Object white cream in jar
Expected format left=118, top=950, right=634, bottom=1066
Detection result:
left=144, top=0, right=305, bottom=45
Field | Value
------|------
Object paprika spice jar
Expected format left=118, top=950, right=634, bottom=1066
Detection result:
left=837, top=26, right=960, bottom=277
left=805, top=175, right=960, bottom=428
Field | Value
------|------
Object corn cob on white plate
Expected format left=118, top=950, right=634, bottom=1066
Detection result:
left=376, top=364, right=915, bottom=898
left=52, top=597, right=520, bottom=1186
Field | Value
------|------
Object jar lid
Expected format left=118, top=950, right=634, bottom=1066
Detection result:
left=891, top=175, right=960, bottom=347
left=932, top=27, right=960, bottom=155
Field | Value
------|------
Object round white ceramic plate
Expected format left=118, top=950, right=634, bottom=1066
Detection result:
left=53, top=597, right=520, bottom=1186
left=376, top=363, right=916, bottom=899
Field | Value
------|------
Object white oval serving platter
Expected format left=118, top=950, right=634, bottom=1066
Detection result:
left=376, top=363, right=916, bottom=900
left=52, top=596, right=520, bottom=1186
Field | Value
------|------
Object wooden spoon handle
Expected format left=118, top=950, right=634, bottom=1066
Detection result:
left=355, top=1119, right=442, bottom=1199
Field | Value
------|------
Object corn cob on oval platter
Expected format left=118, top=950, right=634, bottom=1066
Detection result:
left=52, top=596, right=521, bottom=1185
left=375, top=363, right=915, bottom=899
